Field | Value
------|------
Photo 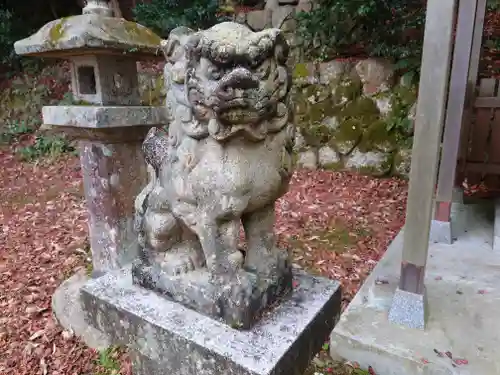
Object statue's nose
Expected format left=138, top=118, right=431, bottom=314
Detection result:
left=216, top=67, right=259, bottom=100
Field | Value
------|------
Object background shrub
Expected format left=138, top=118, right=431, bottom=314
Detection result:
left=296, top=0, right=426, bottom=69
left=133, top=0, right=228, bottom=38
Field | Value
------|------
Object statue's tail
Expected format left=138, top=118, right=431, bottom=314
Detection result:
left=135, top=127, right=169, bottom=244
left=134, top=163, right=156, bottom=247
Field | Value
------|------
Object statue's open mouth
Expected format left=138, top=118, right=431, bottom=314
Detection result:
left=216, top=99, right=273, bottom=125
left=217, top=107, right=261, bottom=125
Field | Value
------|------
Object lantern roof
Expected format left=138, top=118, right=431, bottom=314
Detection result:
left=14, top=0, right=162, bottom=59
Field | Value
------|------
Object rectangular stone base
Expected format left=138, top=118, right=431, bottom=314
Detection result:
left=81, top=268, right=341, bottom=375
left=132, top=257, right=293, bottom=330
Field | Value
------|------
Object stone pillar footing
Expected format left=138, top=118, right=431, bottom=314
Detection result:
left=430, top=200, right=467, bottom=244
left=493, top=198, right=500, bottom=252
left=80, top=268, right=341, bottom=375
left=388, top=287, right=427, bottom=330
left=429, top=219, right=453, bottom=244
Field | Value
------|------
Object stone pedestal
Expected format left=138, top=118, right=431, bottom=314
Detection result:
left=81, top=268, right=341, bottom=375
left=43, top=106, right=167, bottom=275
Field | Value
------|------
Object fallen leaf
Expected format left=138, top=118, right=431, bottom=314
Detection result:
left=29, top=330, right=45, bottom=341
left=39, top=358, right=48, bottom=375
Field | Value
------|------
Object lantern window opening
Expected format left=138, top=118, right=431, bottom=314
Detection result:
left=77, top=65, right=97, bottom=95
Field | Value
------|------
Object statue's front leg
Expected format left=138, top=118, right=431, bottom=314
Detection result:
left=195, top=198, right=253, bottom=310
left=242, top=204, right=289, bottom=280
left=196, top=218, right=243, bottom=276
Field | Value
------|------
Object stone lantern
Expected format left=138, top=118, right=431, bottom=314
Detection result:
left=14, top=0, right=168, bottom=277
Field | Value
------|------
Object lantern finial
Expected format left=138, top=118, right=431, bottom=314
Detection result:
left=83, top=0, right=113, bottom=16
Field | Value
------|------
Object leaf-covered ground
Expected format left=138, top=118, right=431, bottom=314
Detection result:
left=0, top=145, right=408, bottom=375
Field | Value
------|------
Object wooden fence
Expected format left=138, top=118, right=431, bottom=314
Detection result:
left=458, top=78, right=500, bottom=188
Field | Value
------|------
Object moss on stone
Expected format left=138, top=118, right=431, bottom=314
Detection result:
left=301, top=122, right=335, bottom=147
left=49, top=18, right=68, bottom=43
left=339, top=96, right=380, bottom=123
left=308, top=101, right=333, bottom=123
left=361, top=119, right=397, bottom=152
left=293, top=63, right=310, bottom=79
left=331, top=95, right=380, bottom=152
left=322, top=160, right=345, bottom=171
left=380, top=84, right=417, bottom=139
left=140, top=74, right=165, bottom=106
left=331, top=75, right=363, bottom=104
left=290, top=69, right=415, bottom=172
left=122, top=20, right=162, bottom=46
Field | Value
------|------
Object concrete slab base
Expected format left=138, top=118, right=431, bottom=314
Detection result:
left=80, top=268, right=341, bottom=375
left=330, top=203, right=500, bottom=375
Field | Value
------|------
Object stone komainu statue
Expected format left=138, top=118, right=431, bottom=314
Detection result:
left=133, top=22, right=295, bottom=329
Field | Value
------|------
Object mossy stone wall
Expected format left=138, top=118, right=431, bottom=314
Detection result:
left=291, top=59, right=416, bottom=177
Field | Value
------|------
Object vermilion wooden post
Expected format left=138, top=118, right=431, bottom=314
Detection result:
left=388, top=0, right=457, bottom=330
left=431, top=0, right=487, bottom=244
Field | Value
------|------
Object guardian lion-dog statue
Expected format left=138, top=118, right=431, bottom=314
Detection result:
left=132, top=22, right=295, bottom=329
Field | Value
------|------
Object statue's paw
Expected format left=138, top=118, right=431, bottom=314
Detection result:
left=215, top=270, right=254, bottom=309
left=160, top=251, right=197, bottom=276
left=172, top=256, right=195, bottom=275
left=251, top=249, right=290, bottom=281
left=230, top=271, right=254, bottom=307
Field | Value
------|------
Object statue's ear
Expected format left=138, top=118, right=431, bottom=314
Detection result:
left=160, top=26, right=195, bottom=64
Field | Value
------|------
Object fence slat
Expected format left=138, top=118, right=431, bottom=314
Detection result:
left=475, top=97, right=500, bottom=108
left=467, top=79, right=496, bottom=184
left=488, top=80, right=500, bottom=171
left=458, top=0, right=487, bottom=184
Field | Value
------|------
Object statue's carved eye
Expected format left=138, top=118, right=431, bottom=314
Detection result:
left=208, top=66, right=222, bottom=80
left=256, top=61, right=271, bottom=79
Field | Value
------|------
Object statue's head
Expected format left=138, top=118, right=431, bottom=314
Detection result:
left=161, top=22, right=292, bottom=142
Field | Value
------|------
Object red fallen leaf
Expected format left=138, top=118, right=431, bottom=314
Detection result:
left=0, top=120, right=410, bottom=375
left=368, top=365, right=376, bottom=375
left=292, top=281, right=299, bottom=288
left=454, top=358, right=469, bottom=365
left=421, top=358, right=429, bottom=364
left=326, top=367, right=333, bottom=373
